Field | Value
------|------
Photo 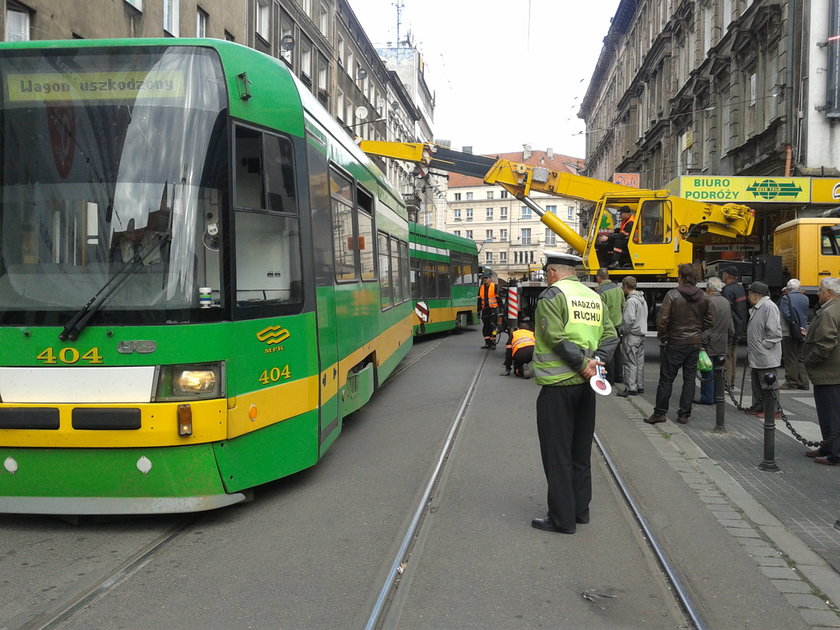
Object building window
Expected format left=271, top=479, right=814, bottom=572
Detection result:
left=486, top=191, right=494, bottom=199
left=500, top=190, right=508, bottom=199
left=486, top=207, right=493, bottom=220
left=300, top=0, right=312, bottom=17
left=567, top=206, right=575, bottom=221
left=453, top=209, right=461, bottom=220
left=545, top=227, right=556, bottom=246
left=337, top=36, right=345, bottom=67
left=465, top=208, right=473, bottom=220
left=6, top=6, right=30, bottom=41
left=521, top=228, right=531, bottom=245
left=319, top=3, right=329, bottom=35
left=521, top=206, right=531, bottom=219
left=196, top=7, right=208, bottom=37
left=546, top=205, right=557, bottom=215
left=485, top=251, right=493, bottom=264
left=499, top=251, right=507, bottom=263
left=256, top=0, right=270, bottom=40
left=300, top=37, right=313, bottom=83
left=466, top=192, right=474, bottom=200
left=500, top=228, right=508, bottom=241
left=454, top=230, right=461, bottom=237
left=454, top=192, right=461, bottom=201
left=164, top=0, right=180, bottom=36
left=500, top=207, right=508, bottom=220
left=466, top=230, right=473, bottom=239
left=485, top=229, right=493, bottom=240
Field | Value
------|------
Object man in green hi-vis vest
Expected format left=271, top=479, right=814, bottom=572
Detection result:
left=531, top=251, right=618, bottom=535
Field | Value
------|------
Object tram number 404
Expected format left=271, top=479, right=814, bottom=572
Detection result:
left=37, top=346, right=104, bottom=364
left=259, top=365, right=292, bottom=385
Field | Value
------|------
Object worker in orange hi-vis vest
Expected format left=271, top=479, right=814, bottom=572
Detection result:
left=502, top=322, right=536, bottom=378
left=477, top=273, right=500, bottom=349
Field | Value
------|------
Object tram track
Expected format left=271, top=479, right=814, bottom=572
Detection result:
left=13, top=516, right=198, bottom=630
left=365, top=348, right=706, bottom=630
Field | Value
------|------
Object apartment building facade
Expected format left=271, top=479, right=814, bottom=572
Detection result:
left=446, top=150, right=585, bottom=281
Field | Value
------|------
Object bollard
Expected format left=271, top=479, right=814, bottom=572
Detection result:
left=758, top=371, right=780, bottom=471
left=713, top=355, right=726, bottom=433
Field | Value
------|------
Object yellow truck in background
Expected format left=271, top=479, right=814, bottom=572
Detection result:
left=773, top=216, right=840, bottom=292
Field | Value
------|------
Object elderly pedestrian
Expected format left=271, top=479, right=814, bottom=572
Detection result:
left=696, top=276, right=734, bottom=405
left=779, top=278, right=810, bottom=390
left=743, top=282, right=783, bottom=419
left=803, top=277, right=840, bottom=466
left=617, top=276, right=647, bottom=397
left=531, top=252, right=618, bottom=534
left=646, top=264, right=712, bottom=425
left=721, top=266, right=748, bottom=387
left=596, top=267, right=625, bottom=384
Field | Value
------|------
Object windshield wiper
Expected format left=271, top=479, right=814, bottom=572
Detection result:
left=58, top=233, right=171, bottom=341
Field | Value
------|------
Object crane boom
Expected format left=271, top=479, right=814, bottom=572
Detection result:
left=358, top=140, right=755, bottom=278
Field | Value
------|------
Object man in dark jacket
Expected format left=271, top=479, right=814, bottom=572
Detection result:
left=803, top=277, right=840, bottom=466
left=646, top=264, right=713, bottom=424
left=721, top=266, right=748, bottom=387
left=779, top=278, right=810, bottom=390
left=697, top=276, right=734, bottom=404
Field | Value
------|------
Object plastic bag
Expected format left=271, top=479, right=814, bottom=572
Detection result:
left=697, top=349, right=713, bottom=373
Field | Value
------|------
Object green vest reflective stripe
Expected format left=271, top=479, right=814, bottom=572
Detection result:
left=533, top=277, right=604, bottom=386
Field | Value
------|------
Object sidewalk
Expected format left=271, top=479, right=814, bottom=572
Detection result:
left=608, top=339, right=840, bottom=627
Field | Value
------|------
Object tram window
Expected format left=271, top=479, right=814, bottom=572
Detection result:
left=234, top=127, right=263, bottom=209
left=400, top=240, right=410, bottom=300
left=821, top=227, right=840, bottom=255
left=379, top=231, right=392, bottom=309
left=357, top=209, right=375, bottom=281
left=437, top=262, right=452, bottom=298
left=330, top=169, right=357, bottom=282
left=410, top=257, right=421, bottom=299
left=391, top=236, right=403, bottom=303
left=234, top=210, right=302, bottom=307
left=264, top=135, right=298, bottom=213
left=422, top=261, right=437, bottom=298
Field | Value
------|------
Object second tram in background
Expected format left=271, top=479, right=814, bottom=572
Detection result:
left=408, top=224, right=479, bottom=336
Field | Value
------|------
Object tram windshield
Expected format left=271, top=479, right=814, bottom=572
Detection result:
left=0, top=46, right=228, bottom=325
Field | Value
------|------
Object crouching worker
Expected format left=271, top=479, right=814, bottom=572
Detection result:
left=502, top=322, right=536, bottom=378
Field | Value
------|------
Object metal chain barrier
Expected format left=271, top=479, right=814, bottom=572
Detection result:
left=719, top=365, right=840, bottom=450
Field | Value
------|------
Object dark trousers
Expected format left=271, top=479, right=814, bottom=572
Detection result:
left=536, top=383, right=596, bottom=531
left=654, top=344, right=700, bottom=418
left=481, top=309, right=497, bottom=343
left=782, top=337, right=809, bottom=389
left=814, top=384, right=840, bottom=462
left=505, top=346, right=534, bottom=376
left=749, top=366, right=778, bottom=411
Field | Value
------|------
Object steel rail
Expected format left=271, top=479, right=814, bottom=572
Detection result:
left=594, top=432, right=708, bottom=630
left=22, top=517, right=196, bottom=630
left=363, top=349, right=487, bottom=630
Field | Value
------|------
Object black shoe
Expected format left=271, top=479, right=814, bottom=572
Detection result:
left=677, top=415, right=690, bottom=424
left=531, top=516, right=575, bottom=534
left=693, top=399, right=713, bottom=405
left=576, top=514, right=590, bottom=524
left=617, top=390, right=638, bottom=397
left=645, top=414, right=666, bottom=424
left=638, top=388, right=644, bottom=394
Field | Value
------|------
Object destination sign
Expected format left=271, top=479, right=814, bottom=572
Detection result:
left=7, top=71, right=185, bottom=102
left=675, top=176, right=810, bottom=203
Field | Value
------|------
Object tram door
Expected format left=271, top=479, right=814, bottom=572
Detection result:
left=307, top=135, right=340, bottom=456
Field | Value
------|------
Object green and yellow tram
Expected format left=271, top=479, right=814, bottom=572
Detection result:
left=409, top=224, right=478, bottom=335
left=0, top=39, right=414, bottom=514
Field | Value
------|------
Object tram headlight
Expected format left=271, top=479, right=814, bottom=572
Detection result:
left=155, top=363, right=224, bottom=401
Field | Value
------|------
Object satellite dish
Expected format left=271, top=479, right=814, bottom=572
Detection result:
left=355, top=106, right=369, bottom=120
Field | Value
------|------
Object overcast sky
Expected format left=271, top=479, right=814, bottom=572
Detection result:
left=348, top=0, right=619, bottom=158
